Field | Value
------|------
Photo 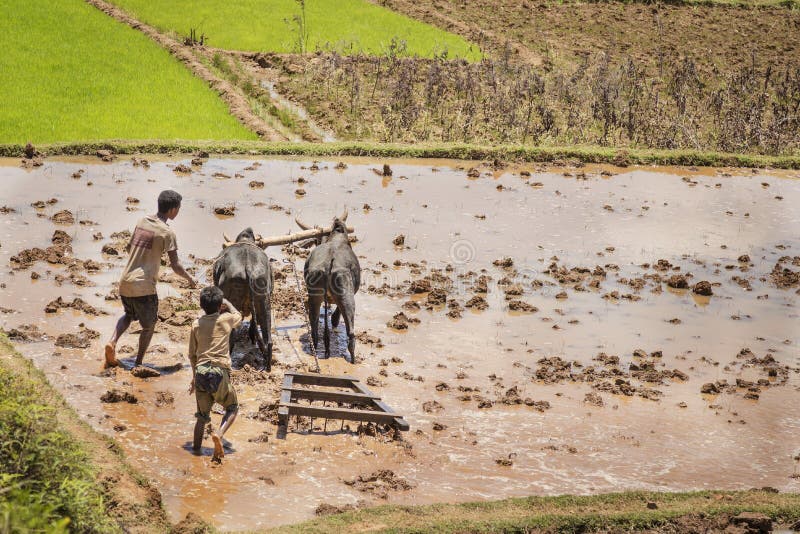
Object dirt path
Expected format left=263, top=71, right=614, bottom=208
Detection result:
left=84, top=0, right=286, bottom=142
left=0, top=338, right=175, bottom=533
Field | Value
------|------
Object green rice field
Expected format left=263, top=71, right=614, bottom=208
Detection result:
left=109, top=0, right=481, bottom=58
left=0, top=0, right=257, bottom=144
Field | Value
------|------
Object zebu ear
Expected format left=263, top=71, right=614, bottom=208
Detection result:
left=295, top=217, right=312, bottom=231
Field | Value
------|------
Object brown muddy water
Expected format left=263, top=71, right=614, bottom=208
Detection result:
left=1, top=155, right=799, bottom=530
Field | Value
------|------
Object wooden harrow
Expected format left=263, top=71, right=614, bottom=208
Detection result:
left=277, top=371, right=409, bottom=437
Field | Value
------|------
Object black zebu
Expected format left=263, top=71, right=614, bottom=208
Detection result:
left=299, top=211, right=360, bottom=361
left=214, top=227, right=274, bottom=370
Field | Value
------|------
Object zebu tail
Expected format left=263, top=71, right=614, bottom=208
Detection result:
left=323, top=257, right=333, bottom=357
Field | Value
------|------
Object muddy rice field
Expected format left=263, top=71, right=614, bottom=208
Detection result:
left=1, top=155, right=799, bottom=530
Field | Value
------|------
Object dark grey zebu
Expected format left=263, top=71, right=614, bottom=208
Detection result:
left=213, top=227, right=274, bottom=370
left=300, top=213, right=360, bottom=361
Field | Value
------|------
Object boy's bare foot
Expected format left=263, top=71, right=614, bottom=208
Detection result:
left=104, top=343, right=120, bottom=368
left=211, top=433, right=224, bottom=462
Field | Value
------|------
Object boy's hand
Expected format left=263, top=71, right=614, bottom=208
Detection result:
left=219, top=302, right=229, bottom=313
left=188, top=378, right=195, bottom=394
left=186, top=276, right=198, bottom=289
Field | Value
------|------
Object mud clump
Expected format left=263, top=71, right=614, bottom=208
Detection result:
left=387, top=312, right=419, bottom=330
left=132, top=366, right=162, bottom=379
left=50, top=210, right=75, bottom=225
left=408, top=278, right=431, bottom=293
left=666, top=274, right=689, bottom=289
left=770, top=257, right=800, bottom=289
left=100, top=389, right=138, bottom=404
left=693, top=280, right=713, bottom=296
left=465, top=295, right=489, bottom=310
left=45, top=297, right=105, bottom=316
left=213, top=205, right=236, bottom=216
left=50, top=230, right=71, bottom=247
left=54, top=325, right=100, bottom=349
left=493, top=257, right=514, bottom=268
left=11, top=243, right=75, bottom=269
left=155, top=391, right=174, bottom=406
left=392, top=234, right=405, bottom=246
left=96, top=150, right=114, bottom=162
left=422, top=400, right=443, bottom=413
left=343, top=470, right=414, bottom=499
left=507, top=300, right=537, bottom=313
left=426, top=287, right=447, bottom=306
left=248, top=180, right=264, bottom=189
left=584, top=392, right=604, bottom=406
left=173, top=164, right=192, bottom=174
left=3, top=324, right=46, bottom=342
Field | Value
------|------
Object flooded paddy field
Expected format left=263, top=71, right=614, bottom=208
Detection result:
left=1, top=155, right=799, bottom=530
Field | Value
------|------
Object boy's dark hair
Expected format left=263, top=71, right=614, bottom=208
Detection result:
left=157, top=190, right=182, bottom=214
left=199, top=286, right=224, bottom=314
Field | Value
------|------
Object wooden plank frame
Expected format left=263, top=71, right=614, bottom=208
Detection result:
left=277, top=371, right=409, bottom=436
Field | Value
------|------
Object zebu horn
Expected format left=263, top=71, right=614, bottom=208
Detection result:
left=222, top=232, right=234, bottom=248
left=340, top=206, right=348, bottom=222
left=295, top=217, right=312, bottom=230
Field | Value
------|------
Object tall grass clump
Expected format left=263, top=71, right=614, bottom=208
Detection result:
left=0, top=348, right=115, bottom=532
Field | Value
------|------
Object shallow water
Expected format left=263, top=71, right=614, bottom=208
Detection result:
left=1, top=156, right=799, bottom=530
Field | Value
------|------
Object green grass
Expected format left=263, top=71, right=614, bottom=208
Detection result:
left=0, top=0, right=257, bottom=144
left=3, top=140, right=800, bottom=169
left=268, top=490, right=800, bottom=533
left=0, top=335, right=116, bottom=533
left=108, top=0, right=481, bottom=59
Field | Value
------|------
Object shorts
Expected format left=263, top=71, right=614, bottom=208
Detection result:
left=194, top=363, right=238, bottom=422
left=120, top=294, right=158, bottom=329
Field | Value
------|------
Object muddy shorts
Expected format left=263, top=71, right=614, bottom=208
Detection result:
left=194, top=363, right=238, bottom=422
left=120, top=294, right=158, bottom=329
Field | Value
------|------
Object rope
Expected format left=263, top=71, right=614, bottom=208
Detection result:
left=284, top=258, right=320, bottom=373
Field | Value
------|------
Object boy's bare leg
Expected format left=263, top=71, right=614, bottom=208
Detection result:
left=192, top=418, right=205, bottom=452
left=105, top=314, right=131, bottom=367
left=133, top=324, right=155, bottom=367
left=211, top=407, right=238, bottom=461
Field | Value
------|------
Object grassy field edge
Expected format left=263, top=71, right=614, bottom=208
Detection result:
left=0, top=334, right=174, bottom=533
left=268, top=490, right=800, bottom=533
left=2, top=141, right=800, bottom=169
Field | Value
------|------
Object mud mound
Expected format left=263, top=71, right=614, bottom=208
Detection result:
left=387, top=312, right=420, bottom=330
left=100, top=389, right=138, bottom=404
left=343, top=470, right=415, bottom=499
